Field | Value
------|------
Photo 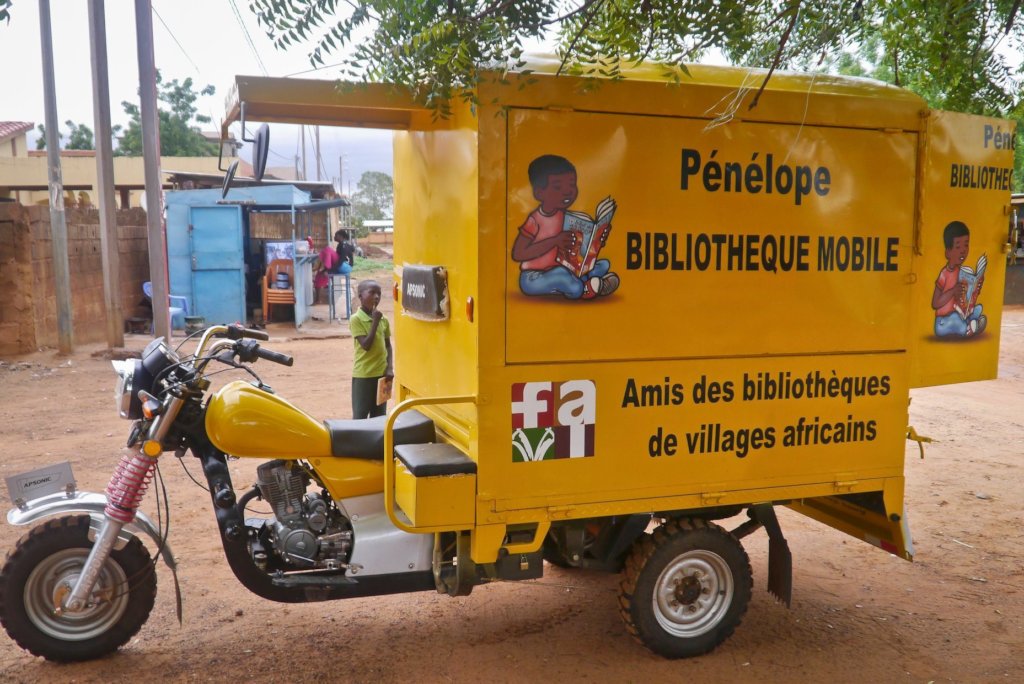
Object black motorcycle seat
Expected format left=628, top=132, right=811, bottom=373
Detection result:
left=323, top=410, right=436, bottom=460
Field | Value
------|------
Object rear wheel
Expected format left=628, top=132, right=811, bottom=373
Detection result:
left=619, top=518, right=751, bottom=658
left=0, top=515, right=157, bottom=662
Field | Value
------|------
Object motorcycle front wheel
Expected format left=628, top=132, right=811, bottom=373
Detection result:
left=0, top=515, right=157, bottom=662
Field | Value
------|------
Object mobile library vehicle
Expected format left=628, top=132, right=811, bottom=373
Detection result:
left=218, top=59, right=1015, bottom=657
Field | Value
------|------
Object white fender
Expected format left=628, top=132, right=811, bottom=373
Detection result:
left=7, top=490, right=177, bottom=571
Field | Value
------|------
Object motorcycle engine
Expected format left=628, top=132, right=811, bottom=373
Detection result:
left=255, top=460, right=352, bottom=569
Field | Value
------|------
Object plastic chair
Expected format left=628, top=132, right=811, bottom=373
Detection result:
left=263, top=258, right=296, bottom=322
left=142, top=281, right=187, bottom=331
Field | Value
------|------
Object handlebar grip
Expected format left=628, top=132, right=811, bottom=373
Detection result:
left=242, top=327, right=270, bottom=341
left=225, top=324, right=269, bottom=341
left=256, top=346, right=294, bottom=367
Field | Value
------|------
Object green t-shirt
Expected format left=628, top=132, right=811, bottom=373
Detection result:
left=349, top=308, right=390, bottom=378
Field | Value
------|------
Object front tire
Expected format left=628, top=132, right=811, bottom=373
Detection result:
left=0, top=515, right=157, bottom=662
left=619, top=518, right=752, bottom=658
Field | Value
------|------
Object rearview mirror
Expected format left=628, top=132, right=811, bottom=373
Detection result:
left=253, top=124, right=269, bottom=181
left=221, top=160, right=239, bottom=199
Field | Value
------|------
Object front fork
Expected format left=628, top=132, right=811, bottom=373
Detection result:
left=63, top=395, right=183, bottom=613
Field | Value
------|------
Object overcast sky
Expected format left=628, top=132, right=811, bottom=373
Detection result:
left=0, top=0, right=392, bottom=190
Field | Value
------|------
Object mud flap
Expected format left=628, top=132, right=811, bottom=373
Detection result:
left=730, top=505, right=792, bottom=606
left=749, top=504, right=792, bottom=607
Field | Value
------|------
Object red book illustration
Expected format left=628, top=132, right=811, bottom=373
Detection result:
left=556, top=196, right=616, bottom=278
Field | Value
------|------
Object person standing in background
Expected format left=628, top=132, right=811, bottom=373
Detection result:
left=336, top=229, right=356, bottom=274
left=350, top=280, right=393, bottom=418
left=314, top=238, right=340, bottom=305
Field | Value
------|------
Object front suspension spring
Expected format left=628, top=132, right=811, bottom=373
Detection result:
left=104, top=450, right=159, bottom=522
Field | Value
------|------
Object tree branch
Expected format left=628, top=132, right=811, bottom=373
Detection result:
left=541, top=0, right=604, bottom=29
left=1006, top=0, right=1021, bottom=34
left=638, top=0, right=657, bottom=63
left=557, top=0, right=606, bottom=76
left=474, top=0, right=519, bottom=21
left=749, top=1, right=801, bottom=110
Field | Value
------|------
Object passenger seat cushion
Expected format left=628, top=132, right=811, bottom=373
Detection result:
left=394, top=442, right=477, bottom=477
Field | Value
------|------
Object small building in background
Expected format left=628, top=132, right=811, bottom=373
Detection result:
left=0, top=120, right=238, bottom=209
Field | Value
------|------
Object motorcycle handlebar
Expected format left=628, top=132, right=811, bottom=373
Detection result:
left=255, top=346, right=294, bottom=367
left=225, top=323, right=269, bottom=341
left=243, top=328, right=270, bottom=341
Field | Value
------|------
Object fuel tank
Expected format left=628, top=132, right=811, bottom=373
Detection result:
left=206, top=380, right=332, bottom=459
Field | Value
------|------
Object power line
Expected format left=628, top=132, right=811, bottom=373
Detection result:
left=228, top=0, right=268, bottom=76
left=152, top=6, right=201, bottom=75
left=268, top=147, right=291, bottom=161
left=152, top=3, right=224, bottom=134
left=284, top=61, right=347, bottom=78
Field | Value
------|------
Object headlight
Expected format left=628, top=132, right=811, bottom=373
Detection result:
left=112, top=359, right=137, bottom=419
left=111, top=339, right=178, bottom=420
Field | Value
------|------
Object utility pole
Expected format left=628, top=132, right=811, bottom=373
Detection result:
left=135, top=0, right=169, bottom=340
left=88, top=0, right=124, bottom=348
left=300, top=125, right=307, bottom=181
left=38, top=0, right=74, bottom=354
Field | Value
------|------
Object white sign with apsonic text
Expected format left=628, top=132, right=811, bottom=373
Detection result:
left=5, top=461, right=75, bottom=505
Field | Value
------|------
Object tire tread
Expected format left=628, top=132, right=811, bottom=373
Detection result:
left=618, top=516, right=752, bottom=658
left=0, top=515, right=156, bottom=662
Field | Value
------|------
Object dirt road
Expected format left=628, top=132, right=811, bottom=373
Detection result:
left=0, top=287, right=1021, bottom=683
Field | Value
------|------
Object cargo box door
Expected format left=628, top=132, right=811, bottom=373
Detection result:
left=909, top=111, right=1015, bottom=388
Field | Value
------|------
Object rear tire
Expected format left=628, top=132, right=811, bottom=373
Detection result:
left=619, top=518, right=751, bottom=658
left=0, top=515, right=157, bottom=662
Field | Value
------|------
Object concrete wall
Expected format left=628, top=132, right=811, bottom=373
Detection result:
left=0, top=155, right=227, bottom=206
left=0, top=203, right=150, bottom=356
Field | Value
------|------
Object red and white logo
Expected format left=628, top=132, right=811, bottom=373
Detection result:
left=512, top=380, right=595, bottom=461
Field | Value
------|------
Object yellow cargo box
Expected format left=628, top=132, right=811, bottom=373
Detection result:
left=224, top=58, right=1015, bottom=656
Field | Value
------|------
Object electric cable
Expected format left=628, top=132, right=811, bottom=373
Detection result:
left=229, top=0, right=269, bottom=76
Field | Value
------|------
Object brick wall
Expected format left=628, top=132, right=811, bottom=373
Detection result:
left=0, top=203, right=35, bottom=355
left=0, top=203, right=150, bottom=355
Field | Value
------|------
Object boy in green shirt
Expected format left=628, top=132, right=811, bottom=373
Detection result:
left=349, top=280, right=394, bottom=418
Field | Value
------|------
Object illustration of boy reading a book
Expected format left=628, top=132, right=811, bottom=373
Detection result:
left=512, top=154, right=620, bottom=300
left=931, top=220, right=987, bottom=338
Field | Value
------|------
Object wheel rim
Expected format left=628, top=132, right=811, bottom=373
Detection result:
left=23, top=548, right=130, bottom=641
left=652, top=549, right=734, bottom=638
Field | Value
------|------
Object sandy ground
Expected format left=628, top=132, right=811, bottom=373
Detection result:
left=0, top=275, right=1021, bottom=683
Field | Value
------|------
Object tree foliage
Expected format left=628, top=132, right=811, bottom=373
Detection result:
left=34, top=124, right=58, bottom=151
left=350, top=171, right=394, bottom=224
left=116, top=73, right=218, bottom=157
left=249, top=1, right=1022, bottom=115
left=34, top=121, right=93, bottom=150
left=249, top=1, right=1023, bottom=190
left=829, top=3, right=1023, bottom=117
left=64, top=120, right=95, bottom=150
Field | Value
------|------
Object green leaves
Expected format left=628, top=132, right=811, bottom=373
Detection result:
left=64, top=120, right=95, bottom=150
left=117, top=75, right=218, bottom=157
left=246, top=0, right=1024, bottom=143
left=350, top=171, right=394, bottom=224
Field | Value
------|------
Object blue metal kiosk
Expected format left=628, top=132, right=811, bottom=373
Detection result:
left=165, top=185, right=346, bottom=328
